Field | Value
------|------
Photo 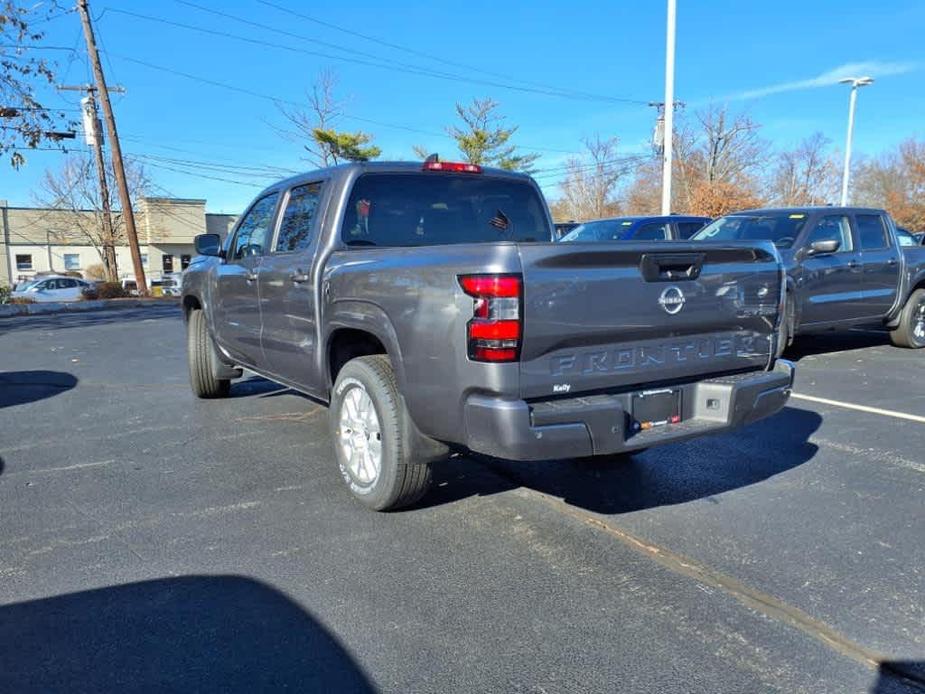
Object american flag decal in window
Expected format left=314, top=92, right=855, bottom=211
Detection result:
left=489, top=209, right=510, bottom=231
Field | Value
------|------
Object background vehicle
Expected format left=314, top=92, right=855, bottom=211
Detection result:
left=11, top=275, right=93, bottom=303
left=553, top=220, right=580, bottom=239
left=693, top=207, right=925, bottom=350
left=896, top=227, right=925, bottom=247
left=183, top=161, right=792, bottom=511
left=150, top=274, right=183, bottom=297
left=561, top=215, right=711, bottom=242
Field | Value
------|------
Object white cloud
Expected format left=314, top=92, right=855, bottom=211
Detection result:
left=710, top=61, right=921, bottom=103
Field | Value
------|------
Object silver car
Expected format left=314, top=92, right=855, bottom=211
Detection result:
left=11, top=276, right=93, bottom=303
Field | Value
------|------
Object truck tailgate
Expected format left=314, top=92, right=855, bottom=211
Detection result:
left=518, top=242, right=782, bottom=400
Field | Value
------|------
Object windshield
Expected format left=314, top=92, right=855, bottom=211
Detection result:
left=693, top=212, right=809, bottom=248
left=342, top=173, right=550, bottom=247
left=561, top=219, right=636, bottom=242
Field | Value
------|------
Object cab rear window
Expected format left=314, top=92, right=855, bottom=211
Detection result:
left=342, top=173, right=550, bottom=247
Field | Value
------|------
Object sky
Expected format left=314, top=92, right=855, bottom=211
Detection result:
left=2, top=0, right=924, bottom=213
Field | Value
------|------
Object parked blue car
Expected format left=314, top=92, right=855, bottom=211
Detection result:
left=559, top=215, right=711, bottom=242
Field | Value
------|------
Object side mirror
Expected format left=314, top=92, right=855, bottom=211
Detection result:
left=807, top=239, right=840, bottom=256
left=195, top=233, right=223, bottom=257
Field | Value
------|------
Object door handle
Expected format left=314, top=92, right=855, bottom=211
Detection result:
left=847, top=260, right=859, bottom=269
left=290, top=271, right=310, bottom=284
left=888, top=258, right=898, bottom=266
left=245, top=271, right=258, bottom=282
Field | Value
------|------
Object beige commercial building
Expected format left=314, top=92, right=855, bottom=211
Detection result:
left=0, top=197, right=236, bottom=287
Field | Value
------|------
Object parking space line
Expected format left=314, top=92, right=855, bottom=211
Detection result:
left=792, top=393, right=925, bottom=424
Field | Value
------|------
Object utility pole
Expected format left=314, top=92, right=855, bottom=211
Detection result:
left=76, top=0, right=147, bottom=293
left=838, top=76, right=874, bottom=206
left=660, top=0, right=677, bottom=215
left=59, top=84, right=119, bottom=281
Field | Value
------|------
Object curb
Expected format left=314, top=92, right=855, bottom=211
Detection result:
left=0, top=297, right=180, bottom=318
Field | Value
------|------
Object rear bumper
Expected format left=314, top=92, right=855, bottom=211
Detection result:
left=464, top=360, right=795, bottom=461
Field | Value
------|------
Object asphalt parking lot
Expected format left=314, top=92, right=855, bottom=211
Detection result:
left=1, top=305, right=923, bottom=693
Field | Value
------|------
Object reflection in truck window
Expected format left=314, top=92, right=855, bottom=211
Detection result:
left=694, top=212, right=809, bottom=248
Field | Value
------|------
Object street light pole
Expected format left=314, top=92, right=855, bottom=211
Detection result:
left=660, top=0, right=677, bottom=215
left=839, top=76, right=874, bottom=206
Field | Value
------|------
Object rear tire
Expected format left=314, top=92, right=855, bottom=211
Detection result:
left=330, top=355, right=432, bottom=511
left=187, top=308, right=231, bottom=398
left=889, top=288, right=925, bottom=348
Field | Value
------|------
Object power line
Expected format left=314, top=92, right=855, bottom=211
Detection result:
left=105, top=53, right=577, bottom=155
left=106, top=6, right=647, bottom=106
left=188, top=0, right=649, bottom=105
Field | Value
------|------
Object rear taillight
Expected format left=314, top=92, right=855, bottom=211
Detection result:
left=459, top=274, right=522, bottom=362
left=423, top=161, right=482, bottom=173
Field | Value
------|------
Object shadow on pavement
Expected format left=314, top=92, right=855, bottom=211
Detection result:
left=230, top=375, right=290, bottom=398
left=786, top=329, right=891, bottom=362
left=0, top=370, right=78, bottom=409
left=420, top=406, right=822, bottom=515
left=0, top=305, right=180, bottom=334
left=871, top=661, right=925, bottom=693
left=0, top=575, right=375, bottom=694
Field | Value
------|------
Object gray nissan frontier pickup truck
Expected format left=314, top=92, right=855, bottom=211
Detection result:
left=183, top=160, right=794, bottom=510
left=693, top=207, right=925, bottom=352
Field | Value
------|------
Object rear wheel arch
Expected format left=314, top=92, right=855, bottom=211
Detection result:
left=326, top=320, right=406, bottom=398
left=182, top=294, right=202, bottom=321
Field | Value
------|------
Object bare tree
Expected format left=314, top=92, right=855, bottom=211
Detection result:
left=769, top=133, right=839, bottom=206
left=854, top=138, right=925, bottom=230
left=36, top=154, right=150, bottom=282
left=673, top=106, right=769, bottom=214
left=553, top=135, right=627, bottom=220
left=277, top=69, right=380, bottom=167
left=1, top=0, right=73, bottom=168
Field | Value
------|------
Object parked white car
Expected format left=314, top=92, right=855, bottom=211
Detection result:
left=11, top=276, right=93, bottom=303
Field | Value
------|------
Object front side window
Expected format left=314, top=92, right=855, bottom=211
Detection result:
left=677, top=220, right=707, bottom=239
left=343, top=174, right=548, bottom=247
left=632, top=222, right=670, bottom=241
left=805, top=215, right=853, bottom=252
left=233, top=193, right=280, bottom=259
left=277, top=182, right=323, bottom=252
left=15, top=254, right=32, bottom=271
left=694, top=212, right=809, bottom=248
left=63, top=253, right=80, bottom=270
left=856, top=214, right=889, bottom=250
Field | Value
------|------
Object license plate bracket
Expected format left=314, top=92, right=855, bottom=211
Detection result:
left=631, top=388, right=682, bottom=430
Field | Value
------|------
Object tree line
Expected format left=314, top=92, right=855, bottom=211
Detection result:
left=282, top=73, right=925, bottom=230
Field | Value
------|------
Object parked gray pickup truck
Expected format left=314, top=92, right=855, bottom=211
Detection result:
left=183, top=160, right=794, bottom=510
left=693, top=207, right=925, bottom=351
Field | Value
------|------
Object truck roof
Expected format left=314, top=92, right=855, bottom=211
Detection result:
left=731, top=206, right=888, bottom=216
left=260, top=160, right=534, bottom=198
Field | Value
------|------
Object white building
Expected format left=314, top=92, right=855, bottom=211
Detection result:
left=0, top=197, right=236, bottom=286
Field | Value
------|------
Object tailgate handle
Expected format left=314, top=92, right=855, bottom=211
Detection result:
left=640, top=253, right=705, bottom=282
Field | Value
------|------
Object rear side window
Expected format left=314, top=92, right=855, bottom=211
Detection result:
left=342, top=173, right=550, bottom=247
left=677, top=220, right=706, bottom=239
left=276, top=182, right=324, bottom=253
left=231, top=193, right=279, bottom=260
left=856, top=214, right=889, bottom=250
left=633, top=222, right=670, bottom=241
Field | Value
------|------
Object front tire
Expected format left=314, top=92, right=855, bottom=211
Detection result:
left=890, top=288, right=925, bottom=348
left=330, top=355, right=432, bottom=510
left=187, top=308, right=231, bottom=398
